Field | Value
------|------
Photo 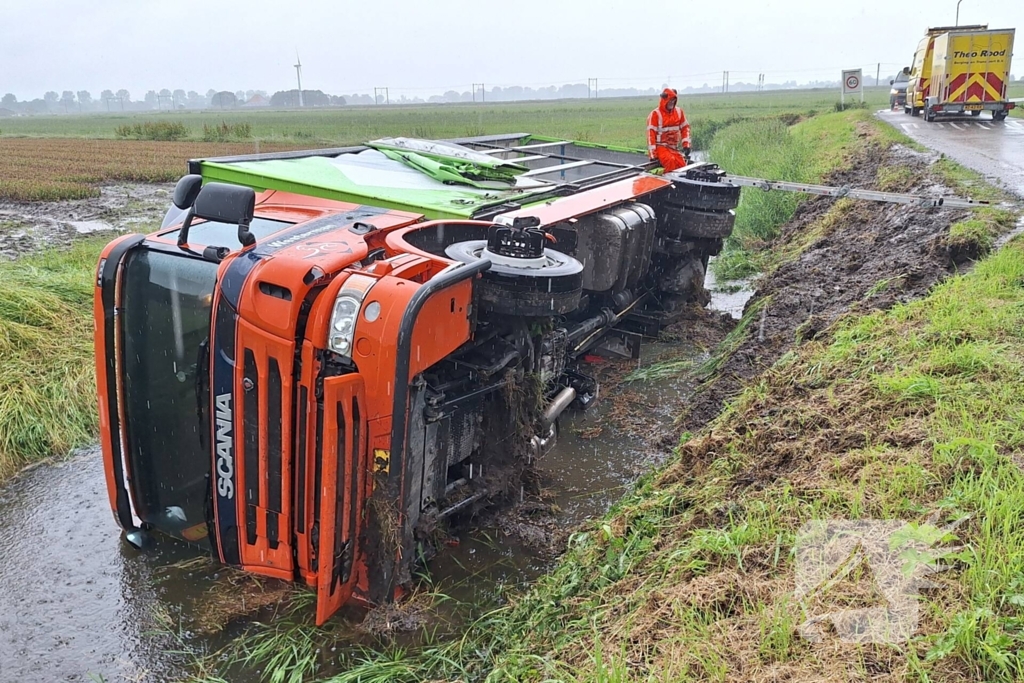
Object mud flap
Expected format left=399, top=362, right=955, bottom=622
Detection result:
left=315, top=373, right=367, bottom=626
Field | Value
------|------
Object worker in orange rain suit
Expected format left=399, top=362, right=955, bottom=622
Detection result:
left=647, top=88, right=691, bottom=172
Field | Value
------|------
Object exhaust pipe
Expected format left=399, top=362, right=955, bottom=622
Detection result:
left=530, top=424, right=558, bottom=462
left=541, top=386, right=576, bottom=430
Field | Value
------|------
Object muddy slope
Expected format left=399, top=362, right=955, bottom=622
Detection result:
left=680, top=144, right=976, bottom=432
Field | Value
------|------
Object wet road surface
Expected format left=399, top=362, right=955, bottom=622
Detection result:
left=876, top=109, right=1024, bottom=198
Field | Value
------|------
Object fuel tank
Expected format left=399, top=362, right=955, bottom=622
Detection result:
left=573, top=203, right=656, bottom=292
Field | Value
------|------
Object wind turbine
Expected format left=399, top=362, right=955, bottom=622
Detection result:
left=294, top=52, right=304, bottom=107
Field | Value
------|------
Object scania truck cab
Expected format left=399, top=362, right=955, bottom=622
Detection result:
left=95, top=135, right=741, bottom=624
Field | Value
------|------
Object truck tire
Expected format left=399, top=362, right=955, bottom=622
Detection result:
left=971, top=109, right=981, bottom=117
left=660, top=205, right=736, bottom=239
left=445, top=240, right=584, bottom=316
left=993, top=111, right=1008, bottom=122
left=925, top=109, right=936, bottom=122
left=663, top=177, right=741, bottom=212
left=911, top=107, right=921, bottom=117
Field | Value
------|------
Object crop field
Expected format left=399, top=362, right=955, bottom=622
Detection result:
left=0, top=89, right=890, bottom=203
left=0, top=88, right=892, bottom=144
left=0, top=138, right=298, bottom=202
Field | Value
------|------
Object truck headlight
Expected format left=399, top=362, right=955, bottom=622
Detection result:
left=891, top=89, right=899, bottom=95
left=327, top=274, right=376, bottom=357
left=329, top=297, right=360, bottom=354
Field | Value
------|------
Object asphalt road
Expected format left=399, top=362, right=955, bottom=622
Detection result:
left=876, top=109, right=1024, bottom=199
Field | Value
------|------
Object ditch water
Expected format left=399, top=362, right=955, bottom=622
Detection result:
left=0, top=279, right=754, bottom=683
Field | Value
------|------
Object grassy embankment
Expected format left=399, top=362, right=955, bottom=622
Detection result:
left=710, top=103, right=1019, bottom=280
left=708, top=108, right=912, bottom=279
left=270, top=111, right=1022, bottom=682
left=0, top=239, right=107, bottom=479
left=0, top=89, right=888, bottom=202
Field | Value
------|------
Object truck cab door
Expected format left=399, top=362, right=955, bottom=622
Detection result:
left=315, top=373, right=368, bottom=625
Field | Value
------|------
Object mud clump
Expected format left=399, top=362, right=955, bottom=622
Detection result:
left=357, top=591, right=432, bottom=636
left=681, top=145, right=976, bottom=432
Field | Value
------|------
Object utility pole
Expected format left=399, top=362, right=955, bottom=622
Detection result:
left=374, top=87, right=389, bottom=105
left=472, top=83, right=485, bottom=102
left=588, top=78, right=598, bottom=98
left=722, top=71, right=730, bottom=93
left=956, top=0, right=964, bottom=26
left=876, top=62, right=881, bottom=87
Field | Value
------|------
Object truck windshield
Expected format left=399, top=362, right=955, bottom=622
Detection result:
left=121, top=249, right=219, bottom=546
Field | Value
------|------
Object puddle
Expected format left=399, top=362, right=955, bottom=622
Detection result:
left=994, top=214, right=1024, bottom=250
left=67, top=220, right=114, bottom=234
left=0, top=451, right=187, bottom=682
left=706, top=261, right=756, bottom=319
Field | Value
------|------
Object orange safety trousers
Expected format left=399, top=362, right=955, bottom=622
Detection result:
left=653, top=147, right=687, bottom=172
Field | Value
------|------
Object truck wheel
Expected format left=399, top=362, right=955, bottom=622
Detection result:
left=445, top=240, right=584, bottom=316
left=911, top=107, right=921, bottom=117
left=993, top=112, right=1008, bottom=122
left=663, top=177, right=741, bottom=212
left=971, top=110, right=981, bottom=117
left=925, top=109, right=936, bottom=123
left=660, top=205, right=736, bottom=239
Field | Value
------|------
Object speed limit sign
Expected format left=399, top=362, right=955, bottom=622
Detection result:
left=842, top=68, right=863, bottom=95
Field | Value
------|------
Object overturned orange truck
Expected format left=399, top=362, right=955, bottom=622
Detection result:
left=95, top=135, right=740, bottom=623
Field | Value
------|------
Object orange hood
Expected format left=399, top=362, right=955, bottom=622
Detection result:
left=659, top=88, right=678, bottom=115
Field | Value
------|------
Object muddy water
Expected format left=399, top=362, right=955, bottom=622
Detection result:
left=0, top=452, right=184, bottom=682
left=0, top=287, right=754, bottom=683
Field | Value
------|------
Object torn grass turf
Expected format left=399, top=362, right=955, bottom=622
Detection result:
left=0, top=239, right=106, bottom=479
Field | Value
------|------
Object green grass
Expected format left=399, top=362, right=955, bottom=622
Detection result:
left=1008, top=82, right=1023, bottom=119
left=0, top=239, right=106, bottom=478
left=0, top=88, right=892, bottom=150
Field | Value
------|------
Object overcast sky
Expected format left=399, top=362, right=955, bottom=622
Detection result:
left=1, top=0, right=1020, bottom=100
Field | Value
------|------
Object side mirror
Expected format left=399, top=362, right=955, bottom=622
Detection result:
left=890, top=79, right=895, bottom=85
left=172, top=174, right=203, bottom=210
left=178, top=182, right=257, bottom=248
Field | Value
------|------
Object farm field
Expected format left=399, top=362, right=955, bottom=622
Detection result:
left=0, top=138, right=298, bottom=202
left=0, top=88, right=892, bottom=145
left=0, top=88, right=891, bottom=202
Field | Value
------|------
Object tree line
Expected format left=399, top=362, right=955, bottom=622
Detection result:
left=0, top=88, right=350, bottom=114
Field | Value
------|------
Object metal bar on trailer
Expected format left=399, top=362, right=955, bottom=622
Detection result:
left=726, top=174, right=998, bottom=209
left=486, top=154, right=547, bottom=163
left=473, top=140, right=644, bottom=171
left=481, top=140, right=573, bottom=153
left=519, top=160, right=596, bottom=177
